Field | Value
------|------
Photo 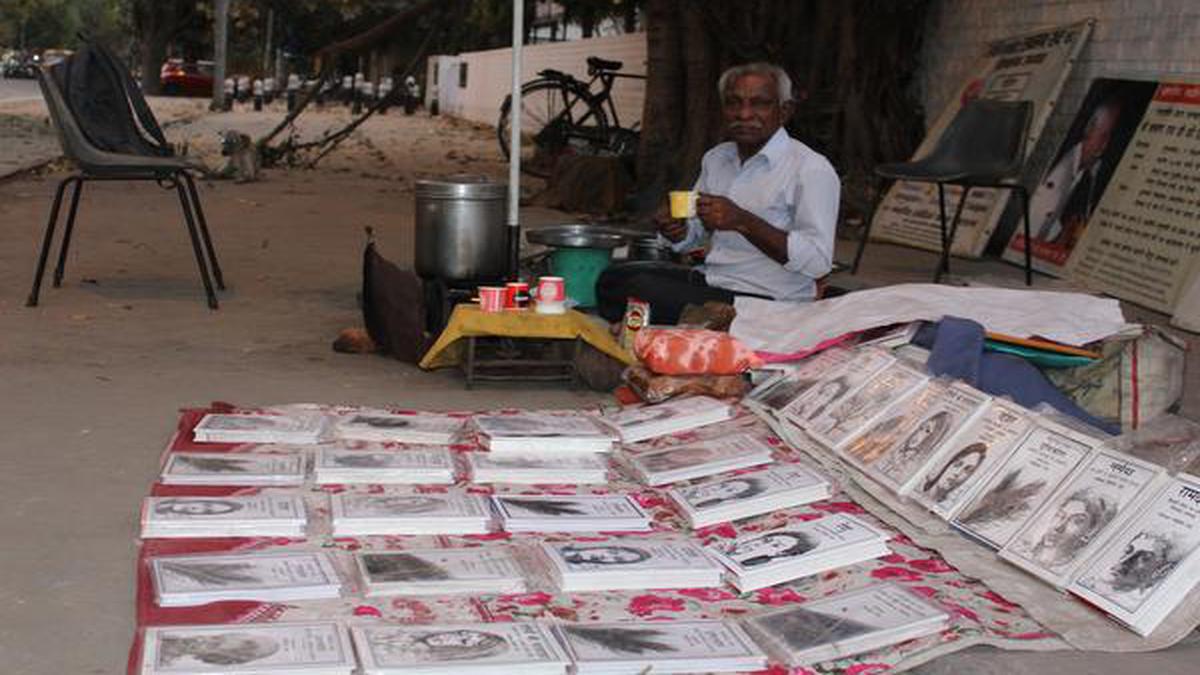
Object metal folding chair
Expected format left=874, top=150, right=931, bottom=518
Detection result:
left=853, top=99, right=1035, bottom=285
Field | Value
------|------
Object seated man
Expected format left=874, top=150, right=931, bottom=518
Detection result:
left=597, top=62, right=840, bottom=325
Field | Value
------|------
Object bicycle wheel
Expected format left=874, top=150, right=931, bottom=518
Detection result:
left=498, top=79, right=609, bottom=177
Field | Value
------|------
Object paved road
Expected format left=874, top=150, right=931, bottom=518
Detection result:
left=0, top=77, right=40, bottom=102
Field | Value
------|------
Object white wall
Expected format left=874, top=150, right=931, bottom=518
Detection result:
left=919, top=0, right=1200, bottom=181
left=429, top=32, right=647, bottom=129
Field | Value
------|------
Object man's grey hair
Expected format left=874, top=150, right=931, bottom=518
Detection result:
left=717, top=62, right=794, bottom=105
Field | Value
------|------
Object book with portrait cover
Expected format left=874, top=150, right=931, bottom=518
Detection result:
left=351, top=621, right=569, bottom=674
left=491, top=494, right=651, bottom=533
left=149, top=551, right=342, bottom=607
left=553, top=619, right=767, bottom=674
left=539, top=538, right=724, bottom=592
left=779, top=348, right=895, bottom=432
left=331, top=491, right=493, bottom=536
left=140, top=493, right=307, bottom=539
left=953, top=420, right=1099, bottom=549
left=159, top=452, right=307, bottom=487
left=745, top=347, right=856, bottom=416
left=667, top=464, right=833, bottom=529
left=313, top=445, right=455, bottom=485
left=139, top=621, right=355, bottom=674
left=192, top=412, right=329, bottom=444
left=705, top=514, right=891, bottom=592
left=600, top=395, right=734, bottom=444
left=741, top=583, right=950, bottom=667
left=1001, top=449, right=1166, bottom=587
left=334, top=411, right=464, bottom=444
left=620, top=432, right=774, bottom=486
left=473, top=413, right=616, bottom=454
left=910, top=401, right=1034, bottom=520
left=1069, top=473, right=1200, bottom=636
left=806, top=361, right=929, bottom=450
left=355, top=546, right=526, bottom=596
left=465, top=452, right=609, bottom=485
left=848, top=381, right=991, bottom=493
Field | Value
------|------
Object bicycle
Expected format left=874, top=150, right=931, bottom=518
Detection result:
left=498, top=56, right=646, bottom=177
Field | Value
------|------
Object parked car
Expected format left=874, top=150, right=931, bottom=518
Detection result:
left=3, top=51, right=40, bottom=79
left=159, top=58, right=214, bottom=96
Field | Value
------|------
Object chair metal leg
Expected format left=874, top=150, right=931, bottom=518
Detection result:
left=182, top=172, right=225, bottom=290
left=52, top=177, right=85, bottom=287
left=935, top=184, right=971, bottom=283
left=935, top=183, right=949, bottom=282
left=1017, top=185, right=1033, bottom=286
left=173, top=174, right=219, bottom=309
left=27, top=176, right=77, bottom=307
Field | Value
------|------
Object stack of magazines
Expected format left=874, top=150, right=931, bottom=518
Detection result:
left=491, top=494, right=651, bottom=532
left=192, top=412, right=329, bottom=444
left=465, top=452, right=609, bottom=485
left=139, top=621, right=356, bottom=675
left=159, top=452, right=307, bottom=486
left=334, top=411, right=464, bottom=444
left=331, top=491, right=493, bottom=536
left=355, top=547, right=527, bottom=597
left=706, top=514, right=891, bottom=592
left=474, top=413, right=615, bottom=454
left=600, top=396, right=734, bottom=444
left=554, top=620, right=767, bottom=674
left=351, top=622, right=569, bottom=675
left=140, top=494, right=307, bottom=539
left=149, top=551, right=343, bottom=607
left=539, top=539, right=724, bottom=591
left=621, top=433, right=774, bottom=486
left=668, top=465, right=833, bottom=529
left=741, top=583, right=950, bottom=667
left=313, top=446, right=456, bottom=485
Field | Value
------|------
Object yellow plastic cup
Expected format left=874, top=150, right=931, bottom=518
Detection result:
left=669, top=190, right=697, bottom=219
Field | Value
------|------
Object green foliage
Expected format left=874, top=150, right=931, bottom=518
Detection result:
left=0, top=0, right=128, bottom=49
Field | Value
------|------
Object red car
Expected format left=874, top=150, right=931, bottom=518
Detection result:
left=160, top=59, right=214, bottom=96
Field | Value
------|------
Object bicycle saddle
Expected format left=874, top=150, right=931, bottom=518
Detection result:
left=587, top=56, right=623, bottom=73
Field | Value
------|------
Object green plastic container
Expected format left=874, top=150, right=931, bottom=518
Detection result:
left=549, top=247, right=613, bottom=308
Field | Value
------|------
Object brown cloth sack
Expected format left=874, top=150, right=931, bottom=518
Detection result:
left=362, top=242, right=430, bottom=363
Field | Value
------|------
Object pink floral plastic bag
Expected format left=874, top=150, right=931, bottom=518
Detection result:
left=634, top=328, right=763, bottom=375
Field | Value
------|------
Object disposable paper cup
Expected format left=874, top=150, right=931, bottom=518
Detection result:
left=505, top=281, right=530, bottom=309
left=478, top=286, right=505, bottom=313
left=669, top=190, right=697, bottom=219
left=534, top=276, right=567, bottom=314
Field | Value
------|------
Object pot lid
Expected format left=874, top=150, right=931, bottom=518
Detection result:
left=415, top=174, right=508, bottom=199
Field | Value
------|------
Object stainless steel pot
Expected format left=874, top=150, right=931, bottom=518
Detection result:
left=414, top=176, right=508, bottom=279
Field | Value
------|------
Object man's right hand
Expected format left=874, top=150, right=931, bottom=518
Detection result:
left=654, top=203, right=687, bottom=243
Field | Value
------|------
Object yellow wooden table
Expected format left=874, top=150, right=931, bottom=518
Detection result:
left=419, top=304, right=634, bottom=387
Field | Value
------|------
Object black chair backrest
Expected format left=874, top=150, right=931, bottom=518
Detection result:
left=934, top=99, right=1032, bottom=177
left=50, top=40, right=172, bottom=158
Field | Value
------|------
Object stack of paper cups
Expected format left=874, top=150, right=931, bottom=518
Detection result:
left=535, top=276, right=566, bottom=314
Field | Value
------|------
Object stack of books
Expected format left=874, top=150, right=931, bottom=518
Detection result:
left=706, top=514, right=891, bottom=592
left=351, top=622, right=569, bottom=675
left=539, top=539, right=724, bottom=592
left=668, top=465, right=833, bottom=528
left=192, top=412, right=329, bottom=444
left=139, top=621, right=356, bottom=675
left=620, top=433, right=774, bottom=486
left=159, top=452, right=306, bottom=487
left=149, top=551, right=343, bottom=607
left=313, top=446, right=455, bottom=485
left=140, top=494, right=307, bottom=539
left=554, top=620, right=767, bottom=674
left=355, top=547, right=527, bottom=597
left=742, top=583, right=950, bottom=667
left=490, top=494, right=651, bottom=533
left=331, top=491, right=493, bottom=536
left=465, top=452, right=609, bottom=485
left=335, top=411, right=464, bottom=445
left=804, top=361, right=928, bottom=450
left=600, top=396, right=734, bottom=444
left=745, top=347, right=856, bottom=416
left=474, top=413, right=616, bottom=454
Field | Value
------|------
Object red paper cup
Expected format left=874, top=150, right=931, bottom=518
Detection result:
left=505, top=281, right=529, bottom=309
left=536, top=276, right=565, bottom=303
left=478, top=286, right=505, bottom=313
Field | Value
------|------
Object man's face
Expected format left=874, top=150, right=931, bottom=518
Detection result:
left=570, top=546, right=642, bottom=564
left=687, top=479, right=751, bottom=503
left=938, top=451, right=983, bottom=492
left=722, top=73, right=790, bottom=153
left=904, top=418, right=939, bottom=452
left=733, top=533, right=796, bottom=558
left=1081, top=105, right=1118, bottom=166
left=424, top=630, right=488, bottom=648
left=1040, top=498, right=1091, bottom=550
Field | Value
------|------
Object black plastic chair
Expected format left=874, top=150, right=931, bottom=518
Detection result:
left=27, top=57, right=224, bottom=309
left=853, top=99, right=1035, bottom=285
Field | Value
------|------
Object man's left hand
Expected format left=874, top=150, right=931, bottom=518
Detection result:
left=696, top=193, right=749, bottom=233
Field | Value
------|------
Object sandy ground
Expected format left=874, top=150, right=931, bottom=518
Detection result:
left=0, top=99, right=1196, bottom=674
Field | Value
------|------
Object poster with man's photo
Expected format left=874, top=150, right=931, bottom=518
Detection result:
left=1004, top=78, right=1158, bottom=275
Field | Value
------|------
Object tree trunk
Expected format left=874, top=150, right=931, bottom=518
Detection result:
left=634, top=0, right=684, bottom=214
left=211, top=0, right=229, bottom=110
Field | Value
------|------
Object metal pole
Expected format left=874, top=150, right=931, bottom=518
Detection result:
left=507, top=0, right=524, bottom=279
left=211, top=0, right=230, bottom=111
